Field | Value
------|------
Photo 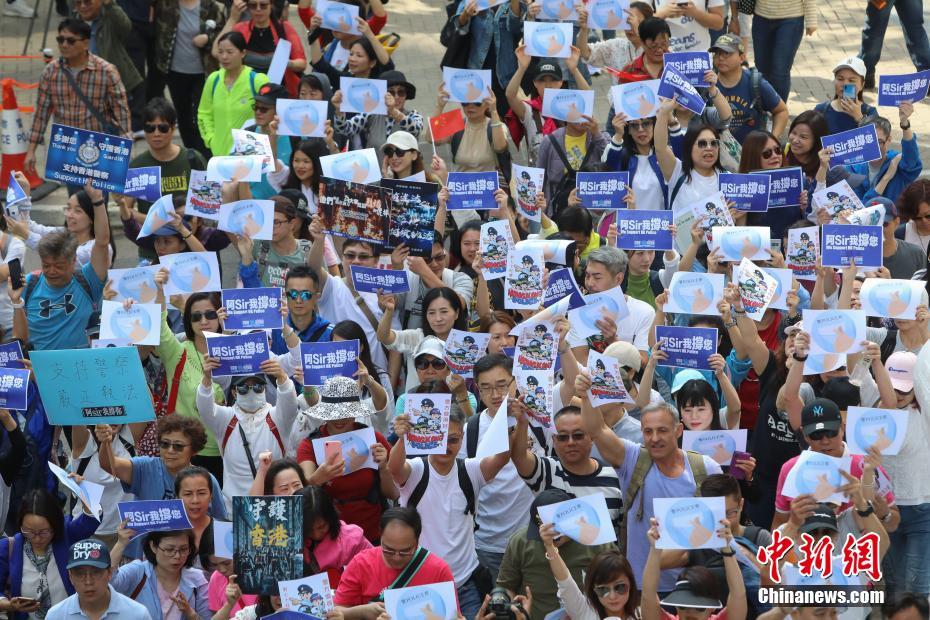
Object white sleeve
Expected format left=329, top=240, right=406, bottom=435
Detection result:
left=196, top=384, right=235, bottom=440
left=397, top=455, right=426, bottom=499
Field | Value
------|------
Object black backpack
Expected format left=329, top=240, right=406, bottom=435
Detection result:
left=406, top=456, right=477, bottom=527
left=451, top=123, right=512, bottom=184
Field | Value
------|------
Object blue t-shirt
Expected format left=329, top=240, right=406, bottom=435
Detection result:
left=814, top=100, right=878, bottom=135
left=717, top=70, right=782, bottom=144
left=24, top=262, right=104, bottom=350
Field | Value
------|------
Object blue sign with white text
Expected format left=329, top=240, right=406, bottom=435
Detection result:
left=719, top=173, right=770, bottom=212
left=877, top=71, right=930, bottom=107
left=821, top=224, right=883, bottom=268
left=663, top=52, right=712, bottom=87
left=576, top=172, right=629, bottom=209
left=45, top=124, right=131, bottom=192
left=300, top=340, right=360, bottom=386
left=206, top=332, right=269, bottom=377
left=118, top=499, right=193, bottom=536
left=350, top=266, right=410, bottom=294
left=446, top=172, right=498, bottom=210
left=821, top=125, right=882, bottom=166
left=543, top=268, right=586, bottom=310
left=655, top=325, right=717, bottom=370
left=657, top=66, right=705, bottom=115
left=615, top=210, right=673, bottom=250
left=0, top=368, right=29, bottom=410
left=122, top=166, right=162, bottom=202
left=0, top=342, right=24, bottom=368
left=222, top=287, right=282, bottom=330
left=31, top=347, right=156, bottom=425
left=755, top=167, right=803, bottom=208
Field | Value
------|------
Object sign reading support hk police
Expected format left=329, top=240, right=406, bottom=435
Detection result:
left=45, top=124, right=131, bottom=192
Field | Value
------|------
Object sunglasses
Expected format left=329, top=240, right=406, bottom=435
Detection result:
left=190, top=310, right=219, bottom=322
left=252, top=103, right=273, bottom=113
left=236, top=383, right=266, bottom=395
left=388, top=88, right=407, bottom=98
left=343, top=252, right=373, bottom=261
left=248, top=1, right=270, bottom=7
left=144, top=122, right=172, bottom=134
left=761, top=147, right=780, bottom=158
left=697, top=139, right=720, bottom=149
left=415, top=358, right=447, bottom=371
left=807, top=429, right=839, bottom=441
left=56, top=35, right=85, bottom=45
left=159, top=440, right=190, bottom=452
left=426, top=253, right=446, bottom=264
left=554, top=431, right=586, bottom=443
left=593, top=583, right=629, bottom=598
left=627, top=120, right=652, bottom=131
left=383, top=146, right=412, bottom=158
left=286, top=289, right=314, bottom=301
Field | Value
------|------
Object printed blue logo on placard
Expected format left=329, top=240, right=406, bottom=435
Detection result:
left=340, top=434, right=371, bottom=474
left=282, top=103, right=321, bottom=136
left=867, top=281, right=912, bottom=317
left=692, top=433, right=736, bottom=465
left=230, top=202, right=266, bottom=238
left=541, top=0, right=573, bottom=19
left=721, top=229, right=763, bottom=259
left=620, top=82, right=657, bottom=118
left=811, top=312, right=858, bottom=353
left=333, top=153, right=371, bottom=183
left=323, top=3, right=354, bottom=31
left=666, top=498, right=716, bottom=548
left=109, top=306, right=152, bottom=343
left=804, top=353, right=840, bottom=374
left=672, top=275, right=715, bottom=314
left=117, top=270, right=158, bottom=303
left=854, top=414, right=897, bottom=453
left=395, top=588, right=447, bottom=620
left=449, top=71, right=486, bottom=102
left=577, top=295, right=621, bottom=332
left=172, top=255, right=213, bottom=292
left=590, top=0, right=623, bottom=28
left=550, top=91, right=586, bottom=123
left=796, top=459, right=843, bottom=497
left=553, top=499, right=602, bottom=544
left=531, top=23, right=566, bottom=56
left=347, top=81, right=382, bottom=114
left=217, top=157, right=257, bottom=180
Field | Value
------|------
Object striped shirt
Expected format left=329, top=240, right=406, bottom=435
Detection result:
left=523, top=455, right=625, bottom=530
left=29, top=54, right=130, bottom=147
left=754, top=0, right=818, bottom=30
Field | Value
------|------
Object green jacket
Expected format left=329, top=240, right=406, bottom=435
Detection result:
left=83, top=2, right=143, bottom=92
left=153, top=0, right=226, bottom=75
left=198, top=67, right=269, bottom=156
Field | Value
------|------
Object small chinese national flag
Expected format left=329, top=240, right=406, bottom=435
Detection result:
left=429, top=110, right=465, bottom=142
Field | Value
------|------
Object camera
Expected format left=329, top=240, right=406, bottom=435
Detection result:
left=489, top=588, right=515, bottom=620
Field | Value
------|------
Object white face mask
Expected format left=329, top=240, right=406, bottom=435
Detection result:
left=237, top=390, right=266, bottom=412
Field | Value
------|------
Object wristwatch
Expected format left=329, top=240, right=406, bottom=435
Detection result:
left=901, top=120, right=911, bottom=130
left=719, top=548, right=735, bottom=557
left=856, top=502, right=875, bottom=518
left=792, top=352, right=809, bottom=362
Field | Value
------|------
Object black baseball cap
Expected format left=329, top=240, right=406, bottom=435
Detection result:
left=800, top=398, right=843, bottom=436
left=661, top=580, right=722, bottom=609
left=527, top=488, right=573, bottom=541
left=254, top=83, right=289, bottom=105
left=534, top=62, right=563, bottom=81
left=231, top=374, right=267, bottom=388
left=799, top=503, right=839, bottom=535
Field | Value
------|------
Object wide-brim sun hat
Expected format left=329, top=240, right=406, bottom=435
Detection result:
left=660, top=580, right=721, bottom=609
left=306, top=375, right=373, bottom=421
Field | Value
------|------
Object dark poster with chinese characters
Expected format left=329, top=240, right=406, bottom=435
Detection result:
left=233, top=496, right=303, bottom=595
left=317, top=177, right=390, bottom=245
left=380, top=178, right=439, bottom=258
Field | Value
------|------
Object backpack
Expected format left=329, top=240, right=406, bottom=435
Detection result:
left=450, top=123, right=512, bottom=184
left=405, top=456, right=477, bottom=526
left=212, top=70, right=258, bottom=98
left=747, top=68, right=771, bottom=132
left=617, top=448, right=708, bottom=555
left=256, top=239, right=313, bottom=289
left=547, top=135, right=595, bottom=220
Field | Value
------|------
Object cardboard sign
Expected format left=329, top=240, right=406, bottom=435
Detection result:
left=222, top=287, right=283, bottom=330
left=542, top=89, right=595, bottom=123
left=538, top=0, right=578, bottom=20
left=99, top=300, right=161, bottom=346
left=108, top=266, right=161, bottom=303
left=845, top=407, right=908, bottom=456
left=384, top=582, right=459, bottom=620
left=0, top=342, right=24, bottom=368
left=719, top=173, right=771, bottom=212
left=820, top=224, right=883, bottom=269
left=655, top=325, right=718, bottom=370
left=877, top=70, right=930, bottom=106
left=537, top=493, right=617, bottom=545
left=279, top=573, right=335, bottom=615
left=736, top=258, right=779, bottom=322
left=662, top=51, right=711, bottom=87
left=317, top=177, right=389, bottom=244
left=587, top=0, right=630, bottom=30
left=664, top=272, right=725, bottom=316
left=514, top=319, right=558, bottom=371
left=587, top=350, right=635, bottom=407
left=653, top=497, right=727, bottom=550
left=160, top=252, right=222, bottom=295
left=381, top=179, right=438, bottom=259
left=442, top=67, right=493, bottom=103
left=755, top=167, right=803, bottom=209
left=316, top=0, right=360, bottom=34
left=118, top=499, right=192, bottom=537
left=137, top=194, right=175, bottom=239
left=218, top=199, right=275, bottom=240
left=276, top=99, right=328, bottom=138
left=447, top=171, right=498, bottom=210
left=231, top=129, right=274, bottom=173
left=711, top=226, right=771, bottom=262
left=859, top=278, right=923, bottom=320
left=812, top=180, right=863, bottom=221
left=682, top=430, right=748, bottom=466
left=781, top=451, right=852, bottom=505
left=610, top=80, right=661, bottom=120
left=542, top=267, right=585, bottom=310
left=505, top=247, right=544, bottom=310
left=575, top=172, right=628, bottom=209
left=567, top=286, right=631, bottom=340
left=206, top=332, right=270, bottom=376
left=480, top=220, right=514, bottom=281
left=802, top=309, right=867, bottom=355
left=786, top=226, right=819, bottom=281
left=122, top=166, right=162, bottom=202
left=0, top=367, right=29, bottom=410
left=340, top=77, right=388, bottom=115
left=821, top=125, right=882, bottom=166
left=206, top=155, right=264, bottom=183
left=515, top=367, right=554, bottom=429
left=524, top=21, right=573, bottom=58
left=319, top=149, right=382, bottom=184
left=511, top=164, right=545, bottom=222
left=443, top=330, right=491, bottom=378
left=185, top=170, right=222, bottom=219
left=657, top=65, right=705, bottom=115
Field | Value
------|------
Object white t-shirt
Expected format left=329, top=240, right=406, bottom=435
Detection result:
left=458, top=411, right=537, bottom=553
left=566, top=295, right=655, bottom=350
left=329, top=44, right=350, bottom=72
left=399, top=457, right=487, bottom=583
left=882, top=404, right=930, bottom=505
left=70, top=428, right=134, bottom=534
left=903, top=221, right=930, bottom=254
left=631, top=154, right=665, bottom=210
left=667, top=159, right=720, bottom=215
left=660, top=0, right=724, bottom=53
left=0, top=235, right=26, bottom=335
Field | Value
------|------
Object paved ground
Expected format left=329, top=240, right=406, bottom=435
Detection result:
left=1, top=0, right=928, bottom=276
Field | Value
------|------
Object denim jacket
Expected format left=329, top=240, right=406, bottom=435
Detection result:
left=454, top=0, right=526, bottom=88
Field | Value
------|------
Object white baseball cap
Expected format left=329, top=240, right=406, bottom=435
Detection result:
left=833, top=56, right=867, bottom=78
left=885, top=351, right=916, bottom=393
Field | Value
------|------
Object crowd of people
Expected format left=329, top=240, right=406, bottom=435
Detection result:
left=2, top=0, right=930, bottom=618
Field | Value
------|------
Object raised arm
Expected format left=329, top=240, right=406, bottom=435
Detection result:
left=710, top=354, right=741, bottom=430
left=387, top=414, right=413, bottom=486
left=578, top=372, right=625, bottom=467
left=376, top=293, right=398, bottom=346
left=719, top=520, right=747, bottom=620
left=510, top=404, right=539, bottom=478
left=778, top=331, right=809, bottom=432
left=505, top=46, right=532, bottom=123
left=653, top=98, right=679, bottom=182
left=636, top=344, right=664, bottom=410
left=725, top=283, right=769, bottom=375
left=641, top=519, right=663, bottom=620
left=86, top=181, right=111, bottom=282
left=94, top=424, right=134, bottom=483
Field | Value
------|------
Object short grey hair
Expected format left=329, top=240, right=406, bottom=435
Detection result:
left=860, top=115, right=892, bottom=138
left=640, top=402, right=680, bottom=423
left=587, top=246, right=629, bottom=277
left=449, top=404, right=467, bottom=428
left=37, top=231, right=78, bottom=261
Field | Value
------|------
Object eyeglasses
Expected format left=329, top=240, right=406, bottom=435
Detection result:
left=477, top=378, right=514, bottom=395
left=144, top=123, right=171, bottom=134
left=593, top=583, right=629, bottom=598
left=554, top=431, right=586, bottom=443
left=807, top=429, right=839, bottom=441
left=159, top=440, right=190, bottom=452
left=414, top=358, right=447, bottom=371
left=252, top=104, right=273, bottom=113
left=190, top=310, right=219, bottom=322
left=273, top=218, right=292, bottom=227
left=21, top=527, right=52, bottom=539
left=697, top=139, right=720, bottom=149
left=56, top=35, right=85, bottom=45
left=236, top=383, right=266, bottom=395
left=383, top=146, right=412, bottom=158
left=627, top=120, right=652, bottom=131
left=761, top=147, right=780, bottom=159
left=286, top=289, right=314, bottom=301
left=643, top=38, right=669, bottom=50
left=911, top=213, right=930, bottom=221
left=381, top=545, right=416, bottom=558
left=426, top=253, right=447, bottom=264
left=157, top=545, right=191, bottom=557
left=343, top=252, right=373, bottom=261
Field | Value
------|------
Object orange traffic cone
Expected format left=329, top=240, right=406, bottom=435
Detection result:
left=1, top=77, right=44, bottom=192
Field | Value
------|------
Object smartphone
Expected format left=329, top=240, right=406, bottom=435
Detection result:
left=324, top=440, right=342, bottom=463
left=729, top=450, right=751, bottom=479
left=843, top=83, right=857, bottom=99
left=8, top=258, right=24, bottom=291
